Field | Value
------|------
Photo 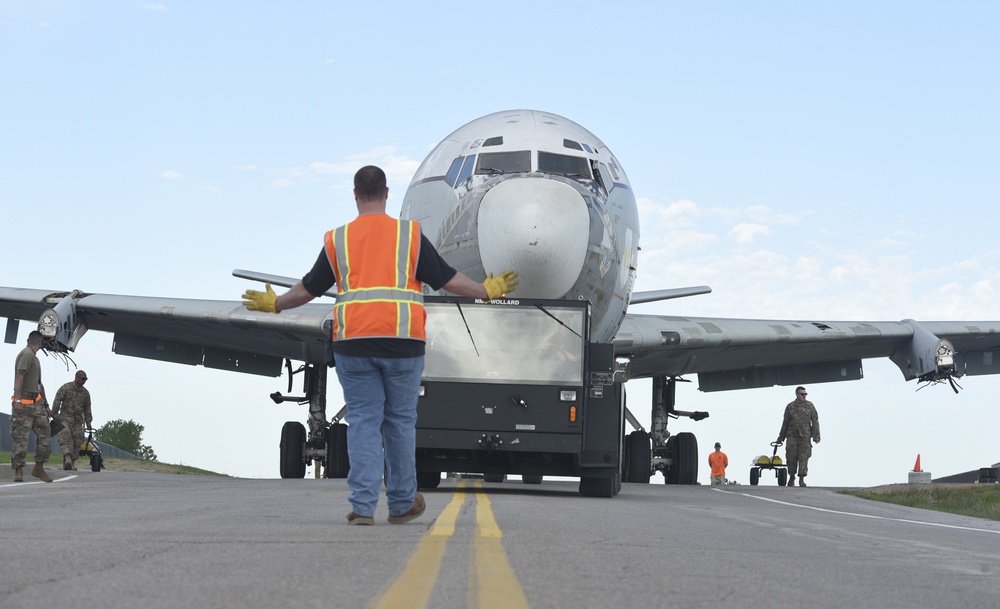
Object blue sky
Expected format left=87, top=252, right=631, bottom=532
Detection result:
left=2, top=2, right=998, bottom=485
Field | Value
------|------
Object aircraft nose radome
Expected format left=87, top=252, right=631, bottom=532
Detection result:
left=478, top=178, right=589, bottom=299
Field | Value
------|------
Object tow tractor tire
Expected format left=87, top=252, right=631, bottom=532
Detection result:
left=325, top=423, right=349, bottom=479
left=522, top=474, right=543, bottom=484
left=750, top=467, right=760, bottom=486
left=666, top=432, right=699, bottom=485
left=623, top=430, right=651, bottom=484
left=417, top=471, right=442, bottom=489
left=579, top=473, right=618, bottom=497
left=280, top=421, right=307, bottom=479
left=777, top=468, right=788, bottom=487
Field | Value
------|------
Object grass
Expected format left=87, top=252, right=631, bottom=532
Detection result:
left=0, top=452, right=228, bottom=477
left=843, top=484, right=1000, bottom=521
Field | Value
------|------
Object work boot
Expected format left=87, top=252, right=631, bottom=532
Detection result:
left=787, top=477, right=795, bottom=487
left=31, top=462, right=53, bottom=483
left=388, top=492, right=426, bottom=524
left=799, top=477, right=807, bottom=487
left=347, top=512, right=375, bottom=526
left=63, top=454, right=73, bottom=471
left=13, top=466, right=24, bottom=482
left=71, top=456, right=78, bottom=471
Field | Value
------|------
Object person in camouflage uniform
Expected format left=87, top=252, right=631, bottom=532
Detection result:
left=776, top=386, right=820, bottom=487
left=52, top=370, right=94, bottom=471
left=10, top=330, right=53, bottom=483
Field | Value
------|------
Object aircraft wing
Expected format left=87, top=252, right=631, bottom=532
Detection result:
left=0, top=287, right=332, bottom=377
left=615, top=312, right=1000, bottom=391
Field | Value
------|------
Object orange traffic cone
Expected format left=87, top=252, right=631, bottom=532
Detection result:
left=912, top=454, right=922, bottom=472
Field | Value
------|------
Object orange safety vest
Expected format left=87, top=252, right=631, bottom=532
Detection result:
left=324, top=215, right=426, bottom=342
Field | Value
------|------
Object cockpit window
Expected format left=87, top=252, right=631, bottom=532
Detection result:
left=538, top=152, right=592, bottom=178
left=456, top=155, right=476, bottom=185
left=476, top=151, right=530, bottom=175
left=445, top=157, right=464, bottom=186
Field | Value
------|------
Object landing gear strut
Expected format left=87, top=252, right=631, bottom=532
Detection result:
left=622, top=376, right=708, bottom=485
left=274, top=361, right=337, bottom=479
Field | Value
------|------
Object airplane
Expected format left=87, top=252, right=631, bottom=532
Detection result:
left=3, top=109, right=1000, bottom=489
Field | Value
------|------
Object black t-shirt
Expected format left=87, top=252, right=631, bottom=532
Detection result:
left=302, top=233, right=458, bottom=358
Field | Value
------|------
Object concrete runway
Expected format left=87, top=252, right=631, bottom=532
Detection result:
left=2, top=467, right=998, bottom=609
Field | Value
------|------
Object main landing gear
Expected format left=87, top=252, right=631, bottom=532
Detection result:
left=275, top=361, right=349, bottom=480
left=621, top=376, right=708, bottom=486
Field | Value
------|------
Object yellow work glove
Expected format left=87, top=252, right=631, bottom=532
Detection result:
left=483, top=270, right=519, bottom=300
left=242, top=282, right=278, bottom=313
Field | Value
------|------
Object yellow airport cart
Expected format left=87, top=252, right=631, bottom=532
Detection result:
left=79, top=431, right=104, bottom=472
left=750, top=441, right=787, bottom=486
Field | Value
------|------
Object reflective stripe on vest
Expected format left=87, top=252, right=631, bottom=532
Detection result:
left=324, top=216, right=425, bottom=341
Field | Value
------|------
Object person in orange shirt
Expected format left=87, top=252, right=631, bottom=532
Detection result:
left=708, top=441, right=728, bottom=486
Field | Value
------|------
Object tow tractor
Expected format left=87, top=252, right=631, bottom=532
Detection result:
left=412, top=296, right=625, bottom=497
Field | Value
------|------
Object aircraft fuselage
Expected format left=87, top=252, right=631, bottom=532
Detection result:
left=401, top=110, right=639, bottom=342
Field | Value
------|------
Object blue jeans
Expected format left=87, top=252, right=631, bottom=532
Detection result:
left=335, top=354, right=424, bottom=518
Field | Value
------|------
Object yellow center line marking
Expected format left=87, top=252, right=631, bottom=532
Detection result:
left=470, top=480, right=530, bottom=609
left=369, top=480, right=531, bottom=609
left=368, top=483, right=467, bottom=609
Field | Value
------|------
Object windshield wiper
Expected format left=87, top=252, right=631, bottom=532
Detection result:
left=535, top=304, right=583, bottom=339
left=456, top=302, right=480, bottom=356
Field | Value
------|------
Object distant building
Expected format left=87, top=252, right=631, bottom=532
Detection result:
left=933, top=464, right=999, bottom=484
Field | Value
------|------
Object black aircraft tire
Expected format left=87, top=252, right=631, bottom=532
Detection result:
left=280, top=421, right=307, bottom=479
left=750, top=467, right=760, bottom=486
left=668, top=432, right=699, bottom=485
left=624, top=430, right=651, bottom=484
left=325, top=423, right=350, bottom=479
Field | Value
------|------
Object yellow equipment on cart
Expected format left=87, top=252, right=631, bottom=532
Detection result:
left=750, top=441, right=787, bottom=486
left=79, top=431, right=104, bottom=472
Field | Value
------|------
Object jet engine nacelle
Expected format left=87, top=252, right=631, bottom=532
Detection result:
left=37, top=290, right=88, bottom=352
left=890, top=319, right=957, bottom=382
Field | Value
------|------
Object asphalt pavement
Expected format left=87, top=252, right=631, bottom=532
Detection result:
left=2, top=468, right=998, bottom=609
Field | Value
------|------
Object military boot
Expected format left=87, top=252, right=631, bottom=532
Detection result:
left=787, top=477, right=795, bottom=487
left=31, top=462, right=53, bottom=483
left=13, top=466, right=24, bottom=482
left=71, top=456, right=78, bottom=471
left=63, top=454, right=73, bottom=470
left=799, top=477, right=807, bottom=487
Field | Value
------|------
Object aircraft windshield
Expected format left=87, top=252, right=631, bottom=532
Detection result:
left=475, top=151, right=530, bottom=175
left=538, top=152, right=592, bottom=178
left=423, top=303, right=585, bottom=385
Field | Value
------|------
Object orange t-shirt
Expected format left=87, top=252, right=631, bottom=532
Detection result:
left=708, top=451, right=728, bottom=477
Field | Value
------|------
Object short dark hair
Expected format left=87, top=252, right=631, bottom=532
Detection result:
left=27, top=330, right=44, bottom=345
left=796, top=386, right=806, bottom=393
left=354, top=165, right=387, bottom=201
